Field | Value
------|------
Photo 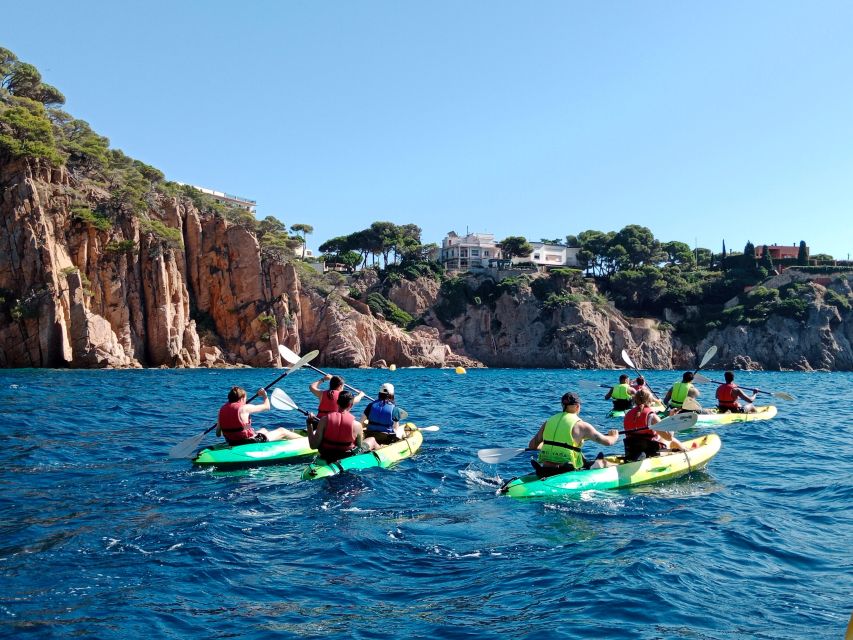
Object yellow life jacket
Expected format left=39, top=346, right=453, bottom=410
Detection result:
left=538, top=412, right=583, bottom=468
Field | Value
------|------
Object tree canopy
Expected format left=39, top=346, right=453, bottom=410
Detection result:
left=497, top=236, right=533, bottom=261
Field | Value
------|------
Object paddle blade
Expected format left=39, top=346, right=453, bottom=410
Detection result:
left=404, top=424, right=440, bottom=432
left=653, top=412, right=698, bottom=432
left=698, top=346, right=717, bottom=370
left=579, top=380, right=609, bottom=390
left=692, top=373, right=712, bottom=384
left=168, top=432, right=207, bottom=459
left=477, top=447, right=529, bottom=464
left=621, top=349, right=638, bottom=371
left=682, top=397, right=703, bottom=411
left=277, top=344, right=301, bottom=365
left=398, top=409, right=409, bottom=420
left=271, top=388, right=297, bottom=411
left=289, top=350, right=319, bottom=373
left=773, top=391, right=795, bottom=401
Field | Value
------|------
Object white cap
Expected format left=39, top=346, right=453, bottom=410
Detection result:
left=379, top=383, right=395, bottom=395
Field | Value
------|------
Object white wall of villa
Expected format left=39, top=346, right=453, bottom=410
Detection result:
left=440, top=231, right=501, bottom=271
left=512, top=242, right=581, bottom=269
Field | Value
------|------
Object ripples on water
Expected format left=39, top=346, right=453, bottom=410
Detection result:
left=1, top=368, right=850, bottom=638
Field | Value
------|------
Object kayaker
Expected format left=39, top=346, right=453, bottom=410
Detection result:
left=360, top=383, right=402, bottom=449
left=527, top=392, right=619, bottom=478
left=309, top=374, right=364, bottom=418
left=715, top=371, right=757, bottom=413
left=623, top=389, right=684, bottom=461
left=663, top=372, right=701, bottom=413
left=215, top=386, right=302, bottom=445
left=306, top=390, right=363, bottom=462
left=604, top=374, right=635, bottom=411
left=631, top=375, right=661, bottom=403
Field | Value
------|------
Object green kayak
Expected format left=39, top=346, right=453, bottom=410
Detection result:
left=301, top=427, right=424, bottom=480
left=193, top=430, right=316, bottom=468
left=500, top=433, right=721, bottom=498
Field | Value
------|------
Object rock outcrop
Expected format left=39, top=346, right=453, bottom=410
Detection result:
left=0, top=156, right=467, bottom=369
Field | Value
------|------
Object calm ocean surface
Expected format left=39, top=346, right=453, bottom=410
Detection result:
left=1, top=367, right=850, bottom=639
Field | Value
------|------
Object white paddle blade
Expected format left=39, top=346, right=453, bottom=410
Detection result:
left=398, top=409, right=409, bottom=420
left=653, top=412, right=698, bottom=433
left=774, top=391, right=795, bottom=401
left=692, top=373, right=711, bottom=384
left=698, top=346, right=717, bottom=369
left=277, top=344, right=301, bottom=365
left=270, top=388, right=297, bottom=411
left=289, top=350, right=319, bottom=372
left=477, top=447, right=528, bottom=464
left=579, top=380, right=607, bottom=390
left=404, top=424, right=440, bottom=432
left=682, top=397, right=703, bottom=411
left=621, top=349, right=637, bottom=370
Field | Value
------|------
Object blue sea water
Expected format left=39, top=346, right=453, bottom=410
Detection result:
left=0, top=367, right=850, bottom=639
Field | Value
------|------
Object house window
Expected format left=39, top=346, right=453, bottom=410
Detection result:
left=533, top=253, right=540, bottom=260
left=460, top=249, right=468, bottom=257
left=484, top=250, right=489, bottom=257
left=471, top=249, right=479, bottom=257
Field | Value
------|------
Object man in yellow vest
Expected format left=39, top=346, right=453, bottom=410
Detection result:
left=604, top=373, right=635, bottom=411
left=663, top=372, right=701, bottom=413
left=527, top=392, right=619, bottom=478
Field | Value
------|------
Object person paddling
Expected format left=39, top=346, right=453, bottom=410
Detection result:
left=527, top=392, right=619, bottom=478
left=360, top=383, right=402, bottom=449
left=309, top=374, right=364, bottom=418
left=715, top=371, right=757, bottom=413
left=216, top=386, right=302, bottom=445
left=623, top=389, right=684, bottom=461
left=604, top=374, right=635, bottom=411
left=663, top=372, right=701, bottom=413
left=306, top=390, right=363, bottom=463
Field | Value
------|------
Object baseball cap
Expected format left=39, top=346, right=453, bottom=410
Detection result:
left=380, top=383, right=395, bottom=395
left=561, top=392, right=581, bottom=406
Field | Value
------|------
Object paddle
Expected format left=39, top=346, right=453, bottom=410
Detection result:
left=278, top=344, right=409, bottom=420
left=691, top=374, right=795, bottom=401
left=167, top=350, right=319, bottom=459
left=477, top=412, right=699, bottom=464
left=620, top=349, right=662, bottom=400
left=278, top=345, right=375, bottom=401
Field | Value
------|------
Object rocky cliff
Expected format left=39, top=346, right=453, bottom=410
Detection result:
left=0, top=156, right=467, bottom=369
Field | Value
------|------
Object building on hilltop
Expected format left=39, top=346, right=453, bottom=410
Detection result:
left=440, top=231, right=501, bottom=272
left=513, top=242, right=581, bottom=270
left=177, top=183, right=257, bottom=213
left=754, top=244, right=806, bottom=261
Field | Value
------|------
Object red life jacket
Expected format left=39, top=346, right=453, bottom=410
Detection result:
left=716, top=383, right=739, bottom=409
left=623, top=406, right=656, bottom=440
left=317, top=389, right=340, bottom=417
left=218, top=401, right=254, bottom=443
left=321, top=411, right=356, bottom=451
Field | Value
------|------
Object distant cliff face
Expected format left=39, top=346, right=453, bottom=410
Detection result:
left=0, top=157, right=466, bottom=369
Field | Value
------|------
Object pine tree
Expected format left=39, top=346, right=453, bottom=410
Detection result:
left=797, top=240, right=808, bottom=265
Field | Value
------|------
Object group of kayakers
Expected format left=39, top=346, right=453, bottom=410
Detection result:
left=213, top=365, right=761, bottom=480
left=214, top=375, right=404, bottom=463
left=527, top=370, right=759, bottom=479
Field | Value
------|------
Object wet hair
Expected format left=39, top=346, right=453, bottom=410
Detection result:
left=619, top=374, right=629, bottom=383
left=337, top=390, right=354, bottom=409
left=561, top=392, right=580, bottom=407
left=635, top=376, right=645, bottom=385
left=682, top=372, right=694, bottom=383
left=378, top=391, right=395, bottom=401
left=227, top=386, right=246, bottom=402
left=724, top=371, right=735, bottom=383
left=329, top=375, right=344, bottom=390
left=634, top=389, right=652, bottom=406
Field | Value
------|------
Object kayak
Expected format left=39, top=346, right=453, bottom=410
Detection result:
left=301, top=426, right=425, bottom=480
left=607, top=405, right=777, bottom=423
left=607, top=403, right=666, bottom=418
left=193, top=430, right=316, bottom=468
left=499, top=433, right=721, bottom=498
left=693, top=405, right=777, bottom=425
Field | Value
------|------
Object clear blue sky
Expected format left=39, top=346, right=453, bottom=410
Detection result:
left=4, top=1, right=853, bottom=258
